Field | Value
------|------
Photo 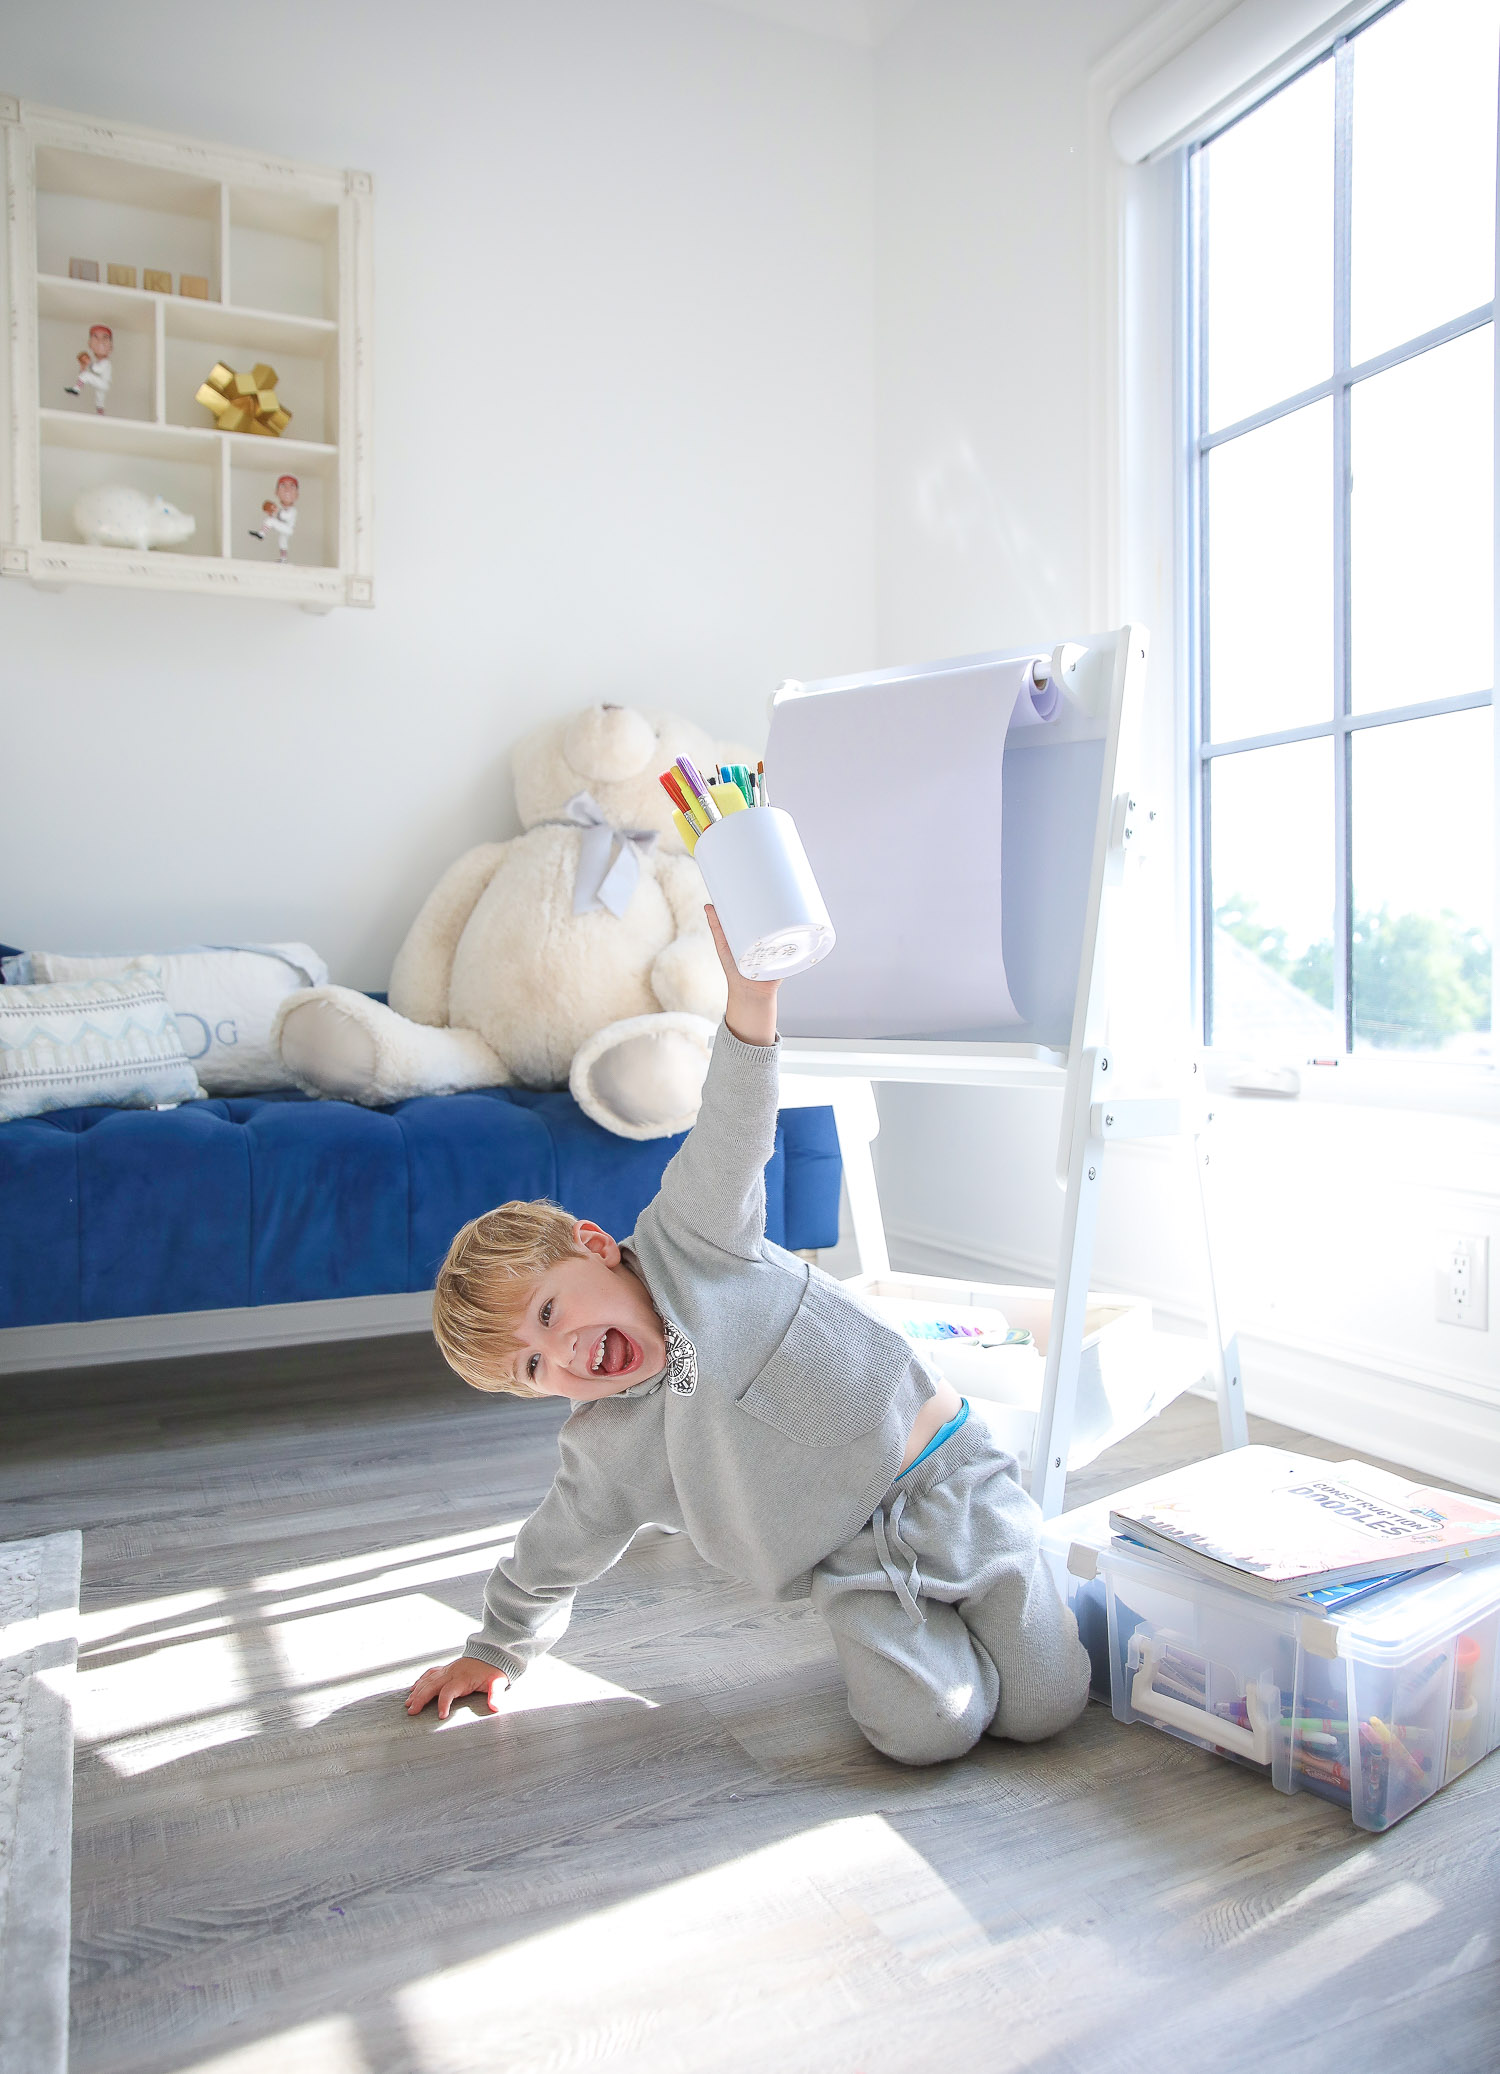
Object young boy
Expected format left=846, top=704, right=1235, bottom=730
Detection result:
left=408, top=909, right=1090, bottom=1764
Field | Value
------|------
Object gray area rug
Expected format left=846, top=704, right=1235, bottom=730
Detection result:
left=0, top=1531, right=81, bottom=2074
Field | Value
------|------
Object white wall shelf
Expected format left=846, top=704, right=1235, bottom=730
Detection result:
left=1, top=96, right=372, bottom=610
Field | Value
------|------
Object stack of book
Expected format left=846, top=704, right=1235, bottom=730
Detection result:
left=1106, top=1446, right=1500, bottom=1610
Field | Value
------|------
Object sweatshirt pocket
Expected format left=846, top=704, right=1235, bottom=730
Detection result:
left=735, top=1272, right=910, bottom=1448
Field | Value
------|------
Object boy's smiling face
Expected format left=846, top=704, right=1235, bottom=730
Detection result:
left=506, top=1222, right=667, bottom=1400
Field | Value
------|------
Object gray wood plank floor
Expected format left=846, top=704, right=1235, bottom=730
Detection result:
left=2, top=1336, right=1495, bottom=2074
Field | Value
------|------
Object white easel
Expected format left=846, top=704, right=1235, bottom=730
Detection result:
left=766, top=625, right=1248, bottom=1518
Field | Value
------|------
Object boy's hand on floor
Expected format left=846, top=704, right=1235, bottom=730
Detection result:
left=406, top=1655, right=509, bottom=1719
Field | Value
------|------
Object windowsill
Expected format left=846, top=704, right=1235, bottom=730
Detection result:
left=1205, top=1050, right=1500, bottom=1118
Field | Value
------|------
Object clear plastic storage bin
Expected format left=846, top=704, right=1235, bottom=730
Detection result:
left=1041, top=1486, right=1500, bottom=1831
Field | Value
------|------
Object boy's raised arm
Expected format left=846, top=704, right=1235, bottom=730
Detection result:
left=645, top=907, right=783, bottom=1260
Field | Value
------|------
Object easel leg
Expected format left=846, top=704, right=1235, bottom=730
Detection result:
left=1030, top=1120, right=1105, bottom=1519
left=830, top=1080, right=889, bottom=1278
left=1191, top=1126, right=1248, bottom=1450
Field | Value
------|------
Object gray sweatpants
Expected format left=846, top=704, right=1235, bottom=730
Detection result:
left=810, top=1412, right=1091, bottom=1766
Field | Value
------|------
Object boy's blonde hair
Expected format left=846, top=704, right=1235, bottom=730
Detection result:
left=433, top=1199, right=585, bottom=1396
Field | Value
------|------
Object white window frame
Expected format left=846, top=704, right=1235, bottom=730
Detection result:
left=1181, top=3, right=1499, bottom=1101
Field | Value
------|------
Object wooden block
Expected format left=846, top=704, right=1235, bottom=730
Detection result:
left=67, top=258, right=99, bottom=282
left=143, top=268, right=171, bottom=295
left=178, top=275, right=209, bottom=300
left=106, top=264, right=137, bottom=289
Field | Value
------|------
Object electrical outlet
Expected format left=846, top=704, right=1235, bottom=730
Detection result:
left=1436, top=1235, right=1489, bottom=1330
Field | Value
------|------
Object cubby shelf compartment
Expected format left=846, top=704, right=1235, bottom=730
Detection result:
left=38, top=273, right=338, bottom=359
left=1, top=94, right=372, bottom=610
left=38, top=409, right=337, bottom=473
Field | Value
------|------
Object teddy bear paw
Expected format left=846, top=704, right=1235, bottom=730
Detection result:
left=569, top=1013, right=717, bottom=1140
left=274, top=986, right=508, bottom=1105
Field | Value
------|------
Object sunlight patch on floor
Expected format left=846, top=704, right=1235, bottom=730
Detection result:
left=393, top=1814, right=993, bottom=2069
left=1206, top=1837, right=1377, bottom=1950
left=78, top=1586, right=226, bottom=1649
left=180, top=2011, right=366, bottom=2074
left=254, top=1522, right=526, bottom=1596
left=73, top=1624, right=255, bottom=1770
left=0, top=1603, right=81, bottom=1660
left=74, top=1563, right=653, bottom=1772
left=1224, top=1879, right=1440, bottom=2003
left=256, top=1548, right=517, bottom=1622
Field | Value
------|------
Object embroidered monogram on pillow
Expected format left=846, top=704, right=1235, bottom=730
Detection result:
left=2, top=943, right=326, bottom=1095
left=0, top=971, right=203, bottom=1122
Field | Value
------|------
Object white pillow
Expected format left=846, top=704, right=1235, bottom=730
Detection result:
left=0, top=971, right=203, bottom=1122
left=2, top=943, right=327, bottom=1094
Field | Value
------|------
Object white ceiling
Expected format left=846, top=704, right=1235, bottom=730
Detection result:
left=693, top=0, right=921, bottom=47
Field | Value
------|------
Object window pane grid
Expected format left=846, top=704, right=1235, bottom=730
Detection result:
left=1332, top=34, right=1355, bottom=1046
left=1198, top=299, right=1496, bottom=453
left=1191, top=1, right=1497, bottom=1060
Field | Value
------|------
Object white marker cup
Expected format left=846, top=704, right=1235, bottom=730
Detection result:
left=695, top=806, right=836, bottom=981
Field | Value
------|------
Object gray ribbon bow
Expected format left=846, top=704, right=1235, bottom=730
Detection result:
left=549, top=791, right=660, bottom=918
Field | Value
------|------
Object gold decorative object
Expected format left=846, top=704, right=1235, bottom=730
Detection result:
left=143, top=268, right=171, bottom=294
left=68, top=258, right=99, bottom=282
left=107, top=263, right=137, bottom=288
left=179, top=274, right=208, bottom=299
left=195, top=361, right=292, bottom=437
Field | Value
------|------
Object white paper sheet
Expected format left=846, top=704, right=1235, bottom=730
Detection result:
left=767, top=657, right=1050, bottom=1040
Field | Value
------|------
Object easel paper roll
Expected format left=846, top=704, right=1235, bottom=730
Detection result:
left=765, top=655, right=1046, bottom=1037
left=695, top=807, right=836, bottom=981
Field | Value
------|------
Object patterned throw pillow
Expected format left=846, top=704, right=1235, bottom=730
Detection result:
left=0, top=971, right=203, bottom=1122
left=2, top=942, right=326, bottom=1094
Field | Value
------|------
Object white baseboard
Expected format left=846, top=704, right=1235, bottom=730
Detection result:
left=0, top=1291, right=435, bottom=1376
left=886, top=1222, right=1500, bottom=1499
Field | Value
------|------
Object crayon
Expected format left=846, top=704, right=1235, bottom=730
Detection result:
left=1296, top=1754, right=1350, bottom=1789
left=1364, top=1716, right=1428, bottom=1786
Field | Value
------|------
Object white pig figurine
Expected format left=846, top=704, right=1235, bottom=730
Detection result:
left=72, top=485, right=196, bottom=552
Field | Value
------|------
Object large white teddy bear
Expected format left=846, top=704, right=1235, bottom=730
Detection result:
left=273, top=703, right=745, bottom=1138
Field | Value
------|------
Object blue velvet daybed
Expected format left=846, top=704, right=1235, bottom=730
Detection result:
left=0, top=1085, right=842, bottom=1332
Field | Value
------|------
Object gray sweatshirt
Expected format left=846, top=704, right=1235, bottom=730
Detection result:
left=464, top=1025, right=940, bottom=1680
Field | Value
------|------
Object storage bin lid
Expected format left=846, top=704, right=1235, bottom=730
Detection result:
left=1323, top=1551, right=1500, bottom=1663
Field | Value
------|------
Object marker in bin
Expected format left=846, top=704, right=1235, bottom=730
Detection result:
left=657, top=754, right=835, bottom=981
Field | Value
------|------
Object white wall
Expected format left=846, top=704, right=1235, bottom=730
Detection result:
left=873, top=0, right=1185, bottom=661
left=1, top=0, right=876, bottom=987
left=7, top=0, right=1495, bottom=1477
left=866, top=0, right=1500, bottom=1493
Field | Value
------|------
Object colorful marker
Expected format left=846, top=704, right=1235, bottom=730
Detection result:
left=675, top=756, right=722, bottom=823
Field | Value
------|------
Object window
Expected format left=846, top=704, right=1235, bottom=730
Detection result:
left=1189, top=0, right=1497, bottom=1064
